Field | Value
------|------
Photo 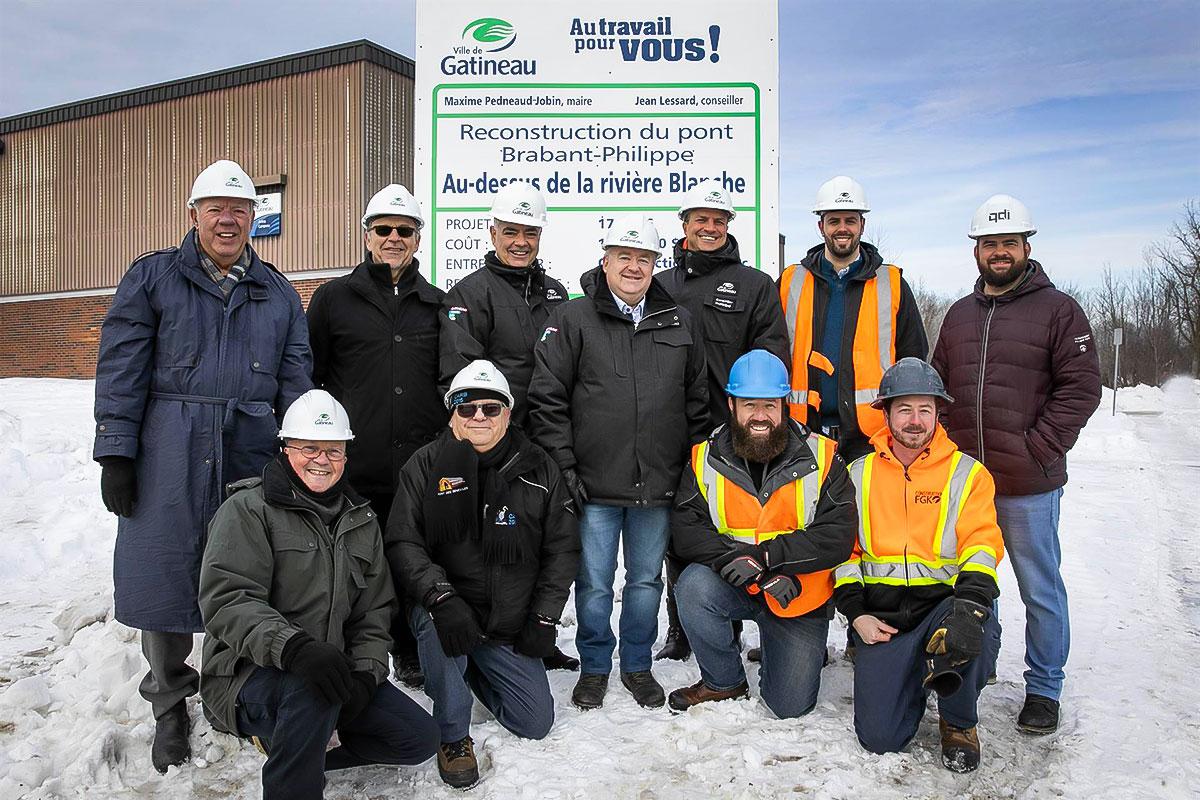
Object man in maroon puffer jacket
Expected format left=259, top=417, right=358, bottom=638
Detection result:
left=932, top=194, right=1100, bottom=737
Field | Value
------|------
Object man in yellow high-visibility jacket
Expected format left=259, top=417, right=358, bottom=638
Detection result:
left=668, top=350, right=856, bottom=717
left=834, top=357, right=1004, bottom=773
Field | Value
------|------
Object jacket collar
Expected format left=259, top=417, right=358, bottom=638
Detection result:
left=972, top=259, right=1051, bottom=304
left=707, top=418, right=820, bottom=498
left=800, top=240, right=884, bottom=284
left=177, top=229, right=270, bottom=296
left=672, top=234, right=743, bottom=278
left=868, top=423, right=959, bottom=471
left=434, top=426, right=543, bottom=480
left=585, top=265, right=678, bottom=322
left=261, top=455, right=368, bottom=512
left=346, top=257, right=442, bottom=305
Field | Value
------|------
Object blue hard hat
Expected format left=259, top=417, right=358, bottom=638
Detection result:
left=725, top=350, right=791, bottom=398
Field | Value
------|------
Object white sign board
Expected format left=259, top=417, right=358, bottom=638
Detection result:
left=250, top=192, right=281, bottom=238
left=415, top=0, right=779, bottom=294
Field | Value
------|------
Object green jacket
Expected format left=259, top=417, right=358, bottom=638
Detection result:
left=198, top=458, right=395, bottom=735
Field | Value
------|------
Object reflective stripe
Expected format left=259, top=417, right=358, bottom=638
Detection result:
left=959, top=545, right=999, bottom=579
left=875, top=266, right=894, bottom=373
left=849, top=454, right=874, bottom=553
left=833, top=560, right=863, bottom=587
left=695, top=442, right=724, bottom=529
left=854, top=388, right=878, bottom=406
left=784, top=267, right=804, bottom=351
left=860, top=559, right=959, bottom=584
left=934, top=453, right=983, bottom=561
left=788, top=389, right=806, bottom=405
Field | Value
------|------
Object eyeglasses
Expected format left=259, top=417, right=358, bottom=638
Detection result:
left=284, top=444, right=347, bottom=461
left=453, top=402, right=505, bottom=419
left=371, top=224, right=418, bottom=238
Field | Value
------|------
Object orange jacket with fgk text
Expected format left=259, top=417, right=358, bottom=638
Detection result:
left=832, top=424, right=1004, bottom=633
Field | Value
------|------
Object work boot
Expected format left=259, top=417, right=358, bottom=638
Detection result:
left=620, top=671, right=665, bottom=708
left=571, top=673, right=609, bottom=710
left=654, top=627, right=691, bottom=661
left=1017, top=694, right=1060, bottom=735
left=667, top=678, right=749, bottom=712
left=543, top=645, right=580, bottom=671
left=747, top=647, right=762, bottom=663
left=939, top=718, right=980, bottom=773
left=393, top=652, right=424, bottom=690
left=150, top=701, right=191, bottom=774
left=437, top=735, right=480, bottom=789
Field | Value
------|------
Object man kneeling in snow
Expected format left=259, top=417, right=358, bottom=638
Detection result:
left=199, top=390, right=438, bottom=799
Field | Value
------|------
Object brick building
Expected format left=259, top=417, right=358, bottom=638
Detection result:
left=0, top=40, right=415, bottom=377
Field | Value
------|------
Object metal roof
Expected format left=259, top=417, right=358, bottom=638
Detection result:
left=0, top=39, right=414, bottom=135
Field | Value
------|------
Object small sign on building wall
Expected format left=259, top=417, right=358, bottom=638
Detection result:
left=251, top=193, right=282, bottom=238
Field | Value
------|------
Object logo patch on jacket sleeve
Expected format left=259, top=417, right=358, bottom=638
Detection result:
left=437, top=476, right=468, bottom=495
left=540, top=326, right=558, bottom=342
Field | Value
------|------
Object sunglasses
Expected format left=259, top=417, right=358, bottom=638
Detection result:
left=371, top=224, right=418, bottom=238
left=284, top=444, right=347, bottom=461
left=454, top=402, right=505, bottom=419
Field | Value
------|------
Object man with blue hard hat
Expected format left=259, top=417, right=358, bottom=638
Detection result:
left=668, top=350, right=857, bottom=716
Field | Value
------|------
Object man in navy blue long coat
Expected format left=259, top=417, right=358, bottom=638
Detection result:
left=93, top=159, right=312, bottom=773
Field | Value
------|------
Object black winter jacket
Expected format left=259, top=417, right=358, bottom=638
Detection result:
left=529, top=268, right=709, bottom=507
left=671, top=420, right=857, bottom=619
left=781, top=242, right=927, bottom=462
left=439, top=252, right=569, bottom=428
left=932, top=261, right=1101, bottom=496
left=385, top=428, right=580, bottom=641
left=658, top=235, right=790, bottom=427
left=307, top=260, right=446, bottom=497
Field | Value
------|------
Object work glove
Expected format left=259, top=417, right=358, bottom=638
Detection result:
left=759, top=574, right=800, bottom=609
left=926, top=599, right=990, bottom=664
left=99, top=456, right=138, bottom=517
left=514, top=614, right=558, bottom=659
left=429, top=594, right=484, bottom=658
left=562, top=468, right=589, bottom=512
left=337, top=671, right=378, bottom=727
left=714, top=548, right=766, bottom=588
left=283, top=634, right=354, bottom=705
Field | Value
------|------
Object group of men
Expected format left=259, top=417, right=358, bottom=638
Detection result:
left=93, top=158, right=1101, bottom=796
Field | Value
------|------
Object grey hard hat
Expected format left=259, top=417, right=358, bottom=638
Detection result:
left=871, top=357, right=954, bottom=408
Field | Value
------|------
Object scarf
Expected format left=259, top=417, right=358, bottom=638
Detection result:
left=276, top=450, right=346, bottom=526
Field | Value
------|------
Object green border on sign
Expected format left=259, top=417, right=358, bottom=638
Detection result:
left=429, top=82, right=762, bottom=287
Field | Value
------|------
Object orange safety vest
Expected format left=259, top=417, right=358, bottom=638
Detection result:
left=833, top=425, right=1004, bottom=592
left=691, top=430, right=838, bottom=617
left=778, top=262, right=902, bottom=437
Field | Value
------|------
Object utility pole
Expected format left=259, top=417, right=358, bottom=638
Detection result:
left=1112, top=327, right=1123, bottom=416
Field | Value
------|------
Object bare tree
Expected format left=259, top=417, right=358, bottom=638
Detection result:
left=1149, top=200, right=1200, bottom=376
left=911, top=280, right=953, bottom=350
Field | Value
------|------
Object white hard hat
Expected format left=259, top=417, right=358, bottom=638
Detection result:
left=812, top=175, right=870, bottom=214
left=444, top=359, right=515, bottom=410
left=188, top=160, right=257, bottom=208
left=279, top=390, right=354, bottom=441
left=490, top=182, right=549, bottom=227
left=603, top=214, right=663, bottom=256
left=362, top=184, right=424, bottom=229
left=969, top=194, right=1037, bottom=239
left=678, top=180, right=736, bottom=221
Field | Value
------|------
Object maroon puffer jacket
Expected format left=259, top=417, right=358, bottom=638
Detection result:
left=932, top=262, right=1101, bottom=496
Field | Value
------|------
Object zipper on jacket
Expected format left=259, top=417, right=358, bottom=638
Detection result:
left=976, top=299, right=997, bottom=463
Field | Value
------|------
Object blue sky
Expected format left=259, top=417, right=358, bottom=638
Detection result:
left=2, top=0, right=1197, bottom=295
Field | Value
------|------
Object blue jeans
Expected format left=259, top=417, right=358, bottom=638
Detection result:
left=235, top=667, right=438, bottom=800
left=575, top=503, right=671, bottom=674
left=852, top=596, right=1002, bottom=753
left=410, top=606, right=554, bottom=744
left=675, top=563, right=828, bottom=718
left=995, top=488, right=1068, bottom=700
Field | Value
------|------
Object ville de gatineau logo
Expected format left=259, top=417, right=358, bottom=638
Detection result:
left=462, top=18, right=517, bottom=52
left=443, top=18, right=534, bottom=76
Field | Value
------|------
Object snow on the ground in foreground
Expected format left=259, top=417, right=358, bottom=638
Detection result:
left=1, top=377, right=1198, bottom=799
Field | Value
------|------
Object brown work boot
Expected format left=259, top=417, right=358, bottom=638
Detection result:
left=939, top=718, right=981, bottom=773
left=437, top=736, right=480, bottom=789
left=667, top=678, right=750, bottom=712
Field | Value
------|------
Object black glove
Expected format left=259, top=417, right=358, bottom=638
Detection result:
left=282, top=634, right=354, bottom=705
left=429, top=594, right=484, bottom=658
left=563, top=468, right=589, bottom=511
left=99, top=457, right=137, bottom=517
left=926, top=599, right=989, bottom=663
left=337, top=671, right=377, bottom=727
left=713, top=546, right=766, bottom=588
left=514, top=614, right=558, bottom=658
left=759, top=574, right=800, bottom=609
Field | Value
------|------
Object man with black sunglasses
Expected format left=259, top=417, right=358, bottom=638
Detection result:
left=307, top=184, right=445, bottom=689
left=387, top=361, right=580, bottom=789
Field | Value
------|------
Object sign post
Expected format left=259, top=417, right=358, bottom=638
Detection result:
left=414, top=0, right=780, bottom=294
left=1112, top=326, right=1123, bottom=416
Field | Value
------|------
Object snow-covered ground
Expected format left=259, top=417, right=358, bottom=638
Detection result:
left=1, top=377, right=1198, bottom=799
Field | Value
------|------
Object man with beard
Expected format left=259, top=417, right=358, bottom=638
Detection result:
left=667, top=350, right=856, bottom=718
left=932, top=195, right=1100, bottom=735
left=778, top=176, right=927, bottom=464
left=834, top=358, right=1004, bottom=772
left=654, top=180, right=791, bottom=662
left=307, top=184, right=444, bottom=689
left=438, top=183, right=578, bottom=672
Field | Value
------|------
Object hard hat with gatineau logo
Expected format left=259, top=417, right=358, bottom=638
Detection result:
left=279, top=390, right=355, bottom=440
left=812, top=175, right=870, bottom=214
left=603, top=214, right=663, bottom=256
left=444, top=359, right=515, bottom=410
left=678, top=179, right=737, bottom=220
left=490, top=181, right=549, bottom=227
left=969, top=194, right=1037, bottom=239
left=361, top=184, right=425, bottom=230
left=188, top=160, right=258, bottom=207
